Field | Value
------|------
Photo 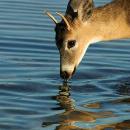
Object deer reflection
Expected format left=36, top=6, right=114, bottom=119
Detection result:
left=56, top=82, right=75, bottom=112
left=42, top=82, right=95, bottom=128
left=54, top=82, right=97, bottom=129
left=42, top=82, right=122, bottom=130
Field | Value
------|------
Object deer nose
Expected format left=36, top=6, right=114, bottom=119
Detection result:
left=60, top=71, right=72, bottom=80
left=60, top=67, right=76, bottom=80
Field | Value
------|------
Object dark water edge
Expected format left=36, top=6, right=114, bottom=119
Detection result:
left=0, top=0, right=130, bottom=130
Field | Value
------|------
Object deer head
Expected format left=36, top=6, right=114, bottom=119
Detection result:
left=46, top=0, right=100, bottom=80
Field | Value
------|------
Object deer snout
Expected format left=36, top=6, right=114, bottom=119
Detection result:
left=60, top=71, right=72, bottom=80
left=60, top=65, right=76, bottom=80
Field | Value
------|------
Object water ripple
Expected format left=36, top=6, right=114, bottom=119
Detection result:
left=0, top=0, right=130, bottom=130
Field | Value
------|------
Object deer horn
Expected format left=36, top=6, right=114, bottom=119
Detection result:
left=45, top=11, right=58, bottom=24
left=56, top=12, right=71, bottom=31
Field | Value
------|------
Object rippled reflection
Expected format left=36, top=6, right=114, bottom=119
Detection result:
left=42, top=82, right=124, bottom=130
left=116, top=81, right=130, bottom=96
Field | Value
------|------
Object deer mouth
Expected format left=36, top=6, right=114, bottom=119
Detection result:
left=60, top=66, right=76, bottom=81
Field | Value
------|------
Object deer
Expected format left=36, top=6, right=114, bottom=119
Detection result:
left=46, top=0, right=130, bottom=80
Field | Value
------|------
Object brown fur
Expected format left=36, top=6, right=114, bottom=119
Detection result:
left=90, top=0, right=130, bottom=40
left=66, top=0, right=130, bottom=42
left=93, top=0, right=130, bottom=24
left=123, top=0, right=130, bottom=24
left=56, top=0, right=130, bottom=43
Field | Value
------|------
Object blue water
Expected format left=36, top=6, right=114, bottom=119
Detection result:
left=0, top=0, right=130, bottom=130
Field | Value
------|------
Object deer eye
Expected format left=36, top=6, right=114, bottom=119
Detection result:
left=68, top=40, right=76, bottom=49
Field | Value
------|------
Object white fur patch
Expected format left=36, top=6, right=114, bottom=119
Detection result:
left=62, top=65, right=74, bottom=73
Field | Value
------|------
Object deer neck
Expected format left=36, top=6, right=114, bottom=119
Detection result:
left=81, top=1, right=130, bottom=44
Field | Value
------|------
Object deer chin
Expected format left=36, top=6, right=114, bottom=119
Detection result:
left=61, top=65, right=74, bottom=73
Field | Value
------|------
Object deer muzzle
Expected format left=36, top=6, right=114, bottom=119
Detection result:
left=60, top=65, right=76, bottom=80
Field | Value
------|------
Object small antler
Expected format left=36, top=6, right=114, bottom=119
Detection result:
left=45, top=11, right=58, bottom=24
left=56, top=12, right=71, bottom=31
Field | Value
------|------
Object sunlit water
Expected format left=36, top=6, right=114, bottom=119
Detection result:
left=0, top=0, right=130, bottom=130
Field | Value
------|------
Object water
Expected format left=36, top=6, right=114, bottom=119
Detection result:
left=0, top=0, right=130, bottom=130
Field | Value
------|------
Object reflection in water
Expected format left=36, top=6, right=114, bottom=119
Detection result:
left=42, top=83, right=95, bottom=128
left=56, top=82, right=75, bottom=111
left=41, top=83, right=130, bottom=130
left=116, top=81, right=130, bottom=96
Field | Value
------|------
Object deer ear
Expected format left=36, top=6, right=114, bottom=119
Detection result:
left=65, top=0, right=94, bottom=22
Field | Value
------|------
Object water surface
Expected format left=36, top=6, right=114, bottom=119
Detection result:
left=0, top=0, right=130, bottom=130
